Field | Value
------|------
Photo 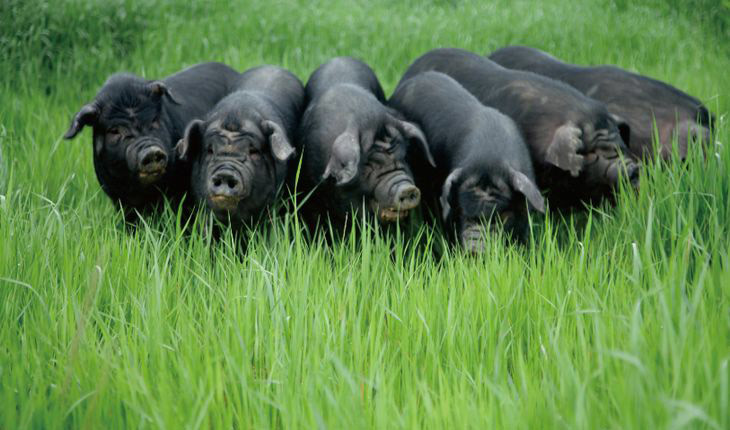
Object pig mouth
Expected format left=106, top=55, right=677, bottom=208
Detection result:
left=138, top=169, right=166, bottom=185
left=208, top=195, right=241, bottom=213
left=378, top=206, right=412, bottom=223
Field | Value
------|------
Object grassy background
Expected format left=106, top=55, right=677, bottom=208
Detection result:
left=1, top=0, right=729, bottom=428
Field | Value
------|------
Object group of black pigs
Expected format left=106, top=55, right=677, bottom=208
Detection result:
left=65, top=47, right=714, bottom=252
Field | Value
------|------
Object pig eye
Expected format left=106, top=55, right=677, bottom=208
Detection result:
left=106, top=127, right=123, bottom=143
left=150, top=120, right=161, bottom=129
left=207, top=147, right=214, bottom=155
left=249, top=147, right=262, bottom=160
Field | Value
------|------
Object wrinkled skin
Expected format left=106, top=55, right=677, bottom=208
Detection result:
left=64, top=62, right=241, bottom=219
left=298, top=57, right=434, bottom=228
left=176, top=66, right=304, bottom=228
left=398, top=48, right=640, bottom=209
left=489, top=45, right=714, bottom=160
left=390, top=71, right=544, bottom=252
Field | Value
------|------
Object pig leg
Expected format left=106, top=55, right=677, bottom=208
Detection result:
left=545, top=123, right=585, bottom=177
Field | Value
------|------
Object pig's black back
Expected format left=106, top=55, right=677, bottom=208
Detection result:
left=489, top=46, right=710, bottom=125
left=235, top=65, right=305, bottom=128
left=489, top=45, right=714, bottom=158
left=391, top=71, right=529, bottom=175
left=398, top=48, right=606, bottom=132
left=304, top=57, right=386, bottom=103
left=162, top=62, right=242, bottom=136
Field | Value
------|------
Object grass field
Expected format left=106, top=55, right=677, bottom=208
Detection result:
left=1, top=0, right=729, bottom=428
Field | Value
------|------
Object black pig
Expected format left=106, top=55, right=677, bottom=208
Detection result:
left=64, top=62, right=241, bottom=219
left=175, top=65, right=304, bottom=227
left=489, top=46, right=714, bottom=160
left=399, top=48, right=640, bottom=209
left=390, top=71, right=544, bottom=251
left=298, top=57, right=435, bottom=227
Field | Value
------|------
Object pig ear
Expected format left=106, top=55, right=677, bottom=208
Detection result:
left=387, top=117, right=436, bottom=167
left=440, top=168, right=463, bottom=222
left=64, top=103, right=99, bottom=139
left=545, top=122, right=585, bottom=177
left=148, top=81, right=181, bottom=105
left=323, top=131, right=360, bottom=186
left=610, top=113, right=631, bottom=146
left=175, top=119, right=204, bottom=161
left=260, top=120, right=295, bottom=161
left=508, top=167, right=545, bottom=214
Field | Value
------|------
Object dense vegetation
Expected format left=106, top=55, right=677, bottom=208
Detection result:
left=1, top=0, right=728, bottom=428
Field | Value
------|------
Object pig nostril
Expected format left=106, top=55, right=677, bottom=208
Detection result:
left=227, top=179, right=237, bottom=189
left=213, top=178, right=222, bottom=187
left=141, top=149, right=166, bottom=167
left=397, top=188, right=420, bottom=204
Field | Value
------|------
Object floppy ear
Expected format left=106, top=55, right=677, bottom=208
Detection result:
left=545, top=122, right=585, bottom=177
left=148, top=81, right=181, bottom=105
left=610, top=113, right=631, bottom=146
left=440, top=168, right=463, bottom=222
left=261, top=120, right=295, bottom=161
left=64, top=103, right=99, bottom=139
left=175, top=119, right=204, bottom=161
left=322, top=130, right=360, bottom=186
left=387, top=116, right=436, bottom=167
left=508, top=167, right=545, bottom=214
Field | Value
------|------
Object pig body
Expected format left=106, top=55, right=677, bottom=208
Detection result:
left=489, top=45, right=714, bottom=160
left=176, top=65, right=304, bottom=227
left=390, top=71, right=544, bottom=251
left=298, top=57, right=433, bottom=227
left=399, top=48, right=639, bottom=209
left=64, top=62, right=241, bottom=219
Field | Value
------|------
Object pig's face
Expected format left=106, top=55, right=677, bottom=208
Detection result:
left=64, top=75, right=181, bottom=192
left=545, top=115, right=639, bottom=197
left=581, top=116, right=640, bottom=189
left=441, top=167, right=544, bottom=253
left=177, top=117, right=294, bottom=225
left=323, top=119, right=434, bottom=223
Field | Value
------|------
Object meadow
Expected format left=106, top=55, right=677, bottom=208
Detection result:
left=1, top=0, right=729, bottom=428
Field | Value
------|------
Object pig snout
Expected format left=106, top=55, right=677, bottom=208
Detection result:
left=460, top=222, right=486, bottom=254
left=137, top=145, right=168, bottom=185
left=207, top=168, right=248, bottom=212
left=605, top=157, right=640, bottom=188
left=372, top=174, right=422, bottom=223
left=394, top=183, right=421, bottom=211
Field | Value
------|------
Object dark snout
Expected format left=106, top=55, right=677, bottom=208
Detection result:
left=394, top=184, right=421, bottom=211
left=671, top=120, right=713, bottom=160
left=605, top=157, right=640, bottom=188
left=137, top=145, right=168, bottom=185
left=373, top=177, right=422, bottom=223
left=458, top=210, right=526, bottom=254
left=207, top=168, right=248, bottom=212
left=460, top=223, right=485, bottom=254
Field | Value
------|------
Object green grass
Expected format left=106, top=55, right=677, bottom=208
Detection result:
left=1, top=0, right=729, bottom=428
